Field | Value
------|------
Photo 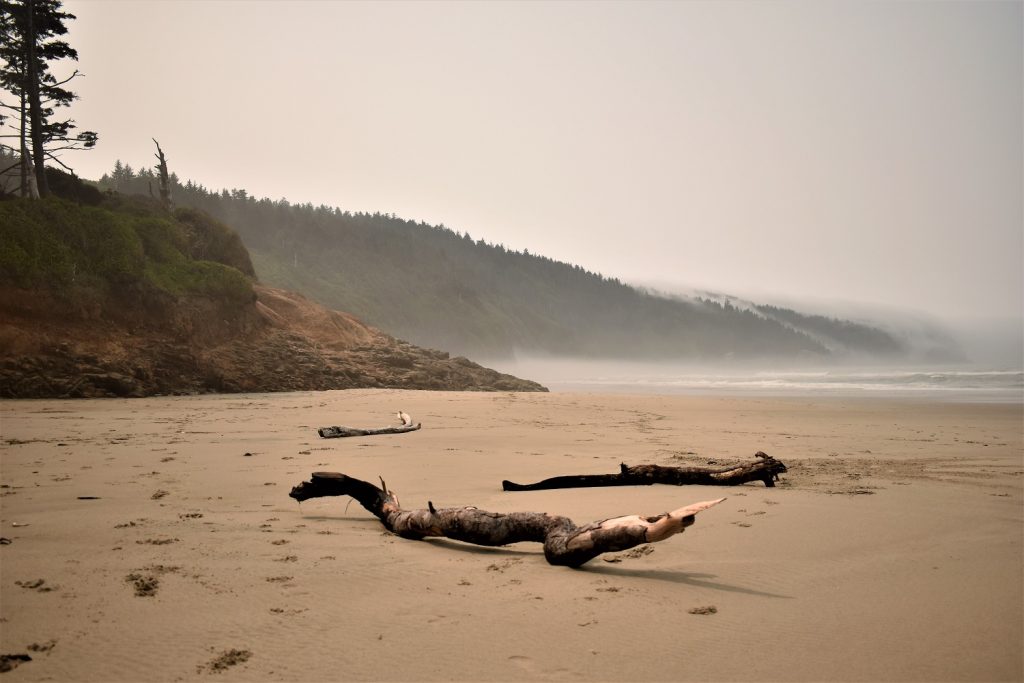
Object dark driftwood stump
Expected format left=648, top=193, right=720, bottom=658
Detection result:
left=502, top=452, right=787, bottom=491
left=318, top=411, right=421, bottom=438
left=289, top=472, right=724, bottom=568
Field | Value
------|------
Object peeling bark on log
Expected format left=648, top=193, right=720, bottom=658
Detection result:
left=318, top=411, right=421, bottom=438
left=289, top=472, right=724, bottom=567
left=502, top=452, right=787, bottom=492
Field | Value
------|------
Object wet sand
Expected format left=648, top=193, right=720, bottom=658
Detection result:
left=1, top=390, right=1021, bottom=681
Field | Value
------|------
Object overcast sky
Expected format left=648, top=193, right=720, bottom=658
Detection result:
left=59, top=0, right=1022, bottom=322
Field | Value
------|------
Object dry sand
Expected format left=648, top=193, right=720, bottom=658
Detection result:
left=1, top=390, right=1021, bottom=682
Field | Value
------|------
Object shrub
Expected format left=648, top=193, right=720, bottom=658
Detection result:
left=173, top=207, right=256, bottom=277
left=0, top=197, right=254, bottom=307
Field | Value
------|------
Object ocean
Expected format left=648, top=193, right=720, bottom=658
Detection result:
left=490, top=360, right=1024, bottom=403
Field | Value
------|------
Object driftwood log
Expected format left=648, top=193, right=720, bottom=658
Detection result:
left=502, top=452, right=786, bottom=492
left=318, top=411, right=421, bottom=438
left=289, top=472, right=724, bottom=567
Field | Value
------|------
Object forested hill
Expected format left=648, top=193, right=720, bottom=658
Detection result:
left=95, top=163, right=911, bottom=360
left=0, top=172, right=546, bottom=397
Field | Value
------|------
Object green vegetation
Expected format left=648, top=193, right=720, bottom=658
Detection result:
left=0, top=196, right=144, bottom=289
left=0, top=177, right=255, bottom=311
left=94, top=161, right=909, bottom=360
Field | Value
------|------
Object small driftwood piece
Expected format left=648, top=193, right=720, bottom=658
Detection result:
left=502, top=451, right=786, bottom=492
left=318, top=411, right=421, bottom=439
left=289, top=472, right=724, bottom=567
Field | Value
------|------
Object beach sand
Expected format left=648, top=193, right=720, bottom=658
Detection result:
left=1, top=390, right=1021, bottom=681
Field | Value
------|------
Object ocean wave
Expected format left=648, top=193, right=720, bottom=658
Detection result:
left=561, top=368, right=1024, bottom=400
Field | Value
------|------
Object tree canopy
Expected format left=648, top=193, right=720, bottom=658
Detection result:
left=96, top=164, right=912, bottom=361
left=0, top=0, right=96, bottom=197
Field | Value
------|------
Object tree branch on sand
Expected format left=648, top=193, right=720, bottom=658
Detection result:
left=502, top=452, right=787, bottom=491
left=317, top=411, right=421, bottom=438
left=289, top=472, right=725, bottom=567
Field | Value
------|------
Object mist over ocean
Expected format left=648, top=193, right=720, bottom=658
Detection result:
left=488, top=359, right=1024, bottom=403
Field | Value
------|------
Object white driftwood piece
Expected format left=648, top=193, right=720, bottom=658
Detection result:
left=317, top=412, right=422, bottom=438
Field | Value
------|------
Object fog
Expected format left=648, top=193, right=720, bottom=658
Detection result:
left=486, top=353, right=1023, bottom=402
left=61, top=0, right=1023, bottom=327
left=483, top=298, right=1023, bottom=398
left=637, top=282, right=1022, bottom=369
left=944, top=316, right=1024, bottom=370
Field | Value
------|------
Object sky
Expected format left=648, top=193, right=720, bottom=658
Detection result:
left=50, top=0, right=1024, bottom=323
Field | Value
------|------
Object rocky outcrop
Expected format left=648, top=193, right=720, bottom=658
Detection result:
left=0, top=285, right=546, bottom=398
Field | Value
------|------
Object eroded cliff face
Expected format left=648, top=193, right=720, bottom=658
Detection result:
left=0, top=284, right=546, bottom=398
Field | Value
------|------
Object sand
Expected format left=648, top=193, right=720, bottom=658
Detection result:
left=1, top=390, right=1021, bottom=681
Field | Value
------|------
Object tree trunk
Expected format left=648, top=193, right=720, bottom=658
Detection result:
left=289, top=472, right=725, bottom=567
left=318, top=411, right=421, bottom=438
left=19, top=91, right=28, bottom=197
left=502, top=452, right=786, bottom=491
left=25, top=0, right=48, bottom=197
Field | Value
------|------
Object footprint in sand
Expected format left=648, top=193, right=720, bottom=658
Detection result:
left=125, top=573, right=159, bottom=597
left=265, top=576, right=294, bottom=586
left=15, top=579, right=56, bottom=593
left=197, top=648, right=251, bottom=674
left=602, top=544, right=654, bottom=563
left=486, top=557, right=523, bottom=573
left=27, top=640, right=56, bottom=654
left=508, top=655, right=537, bottom=673
left=125, top=565, right=181, bottom=597
left=508, top=655, right=574, bottom=677
left=689, top=605, right=718, bottom=615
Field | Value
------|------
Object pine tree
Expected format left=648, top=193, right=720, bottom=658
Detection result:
left=0, top=0, right=97, bottom=197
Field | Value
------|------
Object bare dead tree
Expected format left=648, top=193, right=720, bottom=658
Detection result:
left=152, top=138, right=171, bottom=209
left=289, top=471, right=725, bottom=567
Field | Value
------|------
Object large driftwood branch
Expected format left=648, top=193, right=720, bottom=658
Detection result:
left=502, top=452, right=787, bottom=492
left=289, top=472, right=724, bottom=567
left=318, top=411, right=421, bottom=438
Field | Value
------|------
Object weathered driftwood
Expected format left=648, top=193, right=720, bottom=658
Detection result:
left=502, top=452, right=786, bottom=492
left=318, top=411, right=421, bottom=438
left=289, top=472, right=724, bottom=567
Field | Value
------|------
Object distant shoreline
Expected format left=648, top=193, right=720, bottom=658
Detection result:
left=484, top=361, right=1024, bottom=404
left=540, top=382, right=1024, bottom=404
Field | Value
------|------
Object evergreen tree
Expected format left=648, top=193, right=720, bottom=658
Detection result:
left=0, top=0, right=97, bottom=197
